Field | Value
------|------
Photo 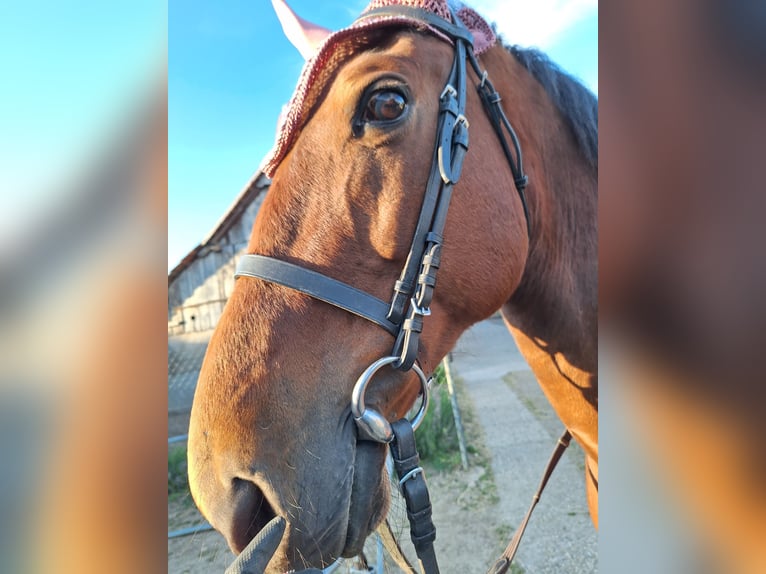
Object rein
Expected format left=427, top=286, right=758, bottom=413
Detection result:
left=230, top=6, right=561, bottom=573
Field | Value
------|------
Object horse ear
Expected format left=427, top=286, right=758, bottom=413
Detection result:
left=271, top=0, right=332, bottom=60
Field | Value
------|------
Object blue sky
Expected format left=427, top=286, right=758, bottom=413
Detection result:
left=0, top=1, right=166, bottom=260
left=168, top=0, right=597, bottom=270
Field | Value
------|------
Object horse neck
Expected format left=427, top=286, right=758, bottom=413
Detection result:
left=484, top=44, right=598, bottom=378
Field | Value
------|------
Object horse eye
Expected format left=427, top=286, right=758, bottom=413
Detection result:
left=364, top=90, right=407, bottom=122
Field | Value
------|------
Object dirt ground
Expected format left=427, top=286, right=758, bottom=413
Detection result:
left=168, top=380, right=515, bottom=574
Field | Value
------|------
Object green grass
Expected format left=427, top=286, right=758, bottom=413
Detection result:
left=495, top=522, right=513, bottom=543
left=414, top=363, right=463, bottom=470
left=477, top=462, right=500, bottom=505
left=168, top=444, right=191, bottom=501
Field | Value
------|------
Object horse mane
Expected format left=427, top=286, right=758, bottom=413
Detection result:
left=503, top=43, right=598, bottom=171
left=444, top=1, right=597, bottom=169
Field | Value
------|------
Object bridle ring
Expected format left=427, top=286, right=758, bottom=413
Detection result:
left=351, top=356, right=430, bottom=443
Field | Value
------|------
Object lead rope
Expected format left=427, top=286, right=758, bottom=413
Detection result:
left=487, top=430, right=572, bottom=574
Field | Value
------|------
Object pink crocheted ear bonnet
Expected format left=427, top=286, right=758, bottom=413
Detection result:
left=261, top=0, right=496, bottom=177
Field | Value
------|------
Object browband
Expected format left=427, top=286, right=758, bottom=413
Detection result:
left=356, top=6, right=475, bottom=46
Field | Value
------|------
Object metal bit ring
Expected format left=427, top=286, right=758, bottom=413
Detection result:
left=351, top=356, right=430, bottom=443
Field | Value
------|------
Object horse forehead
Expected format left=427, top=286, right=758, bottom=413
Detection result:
left=262, top=3, right=496, bottom=177
left=332, top=33, right=446, bottom=89
left=268, top=32, right=448, bottom=178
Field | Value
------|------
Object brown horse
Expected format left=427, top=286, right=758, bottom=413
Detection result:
left=188, top=1, right=597, bottom=571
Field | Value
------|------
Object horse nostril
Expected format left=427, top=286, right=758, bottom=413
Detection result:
left=227, top=478, right=278, bottom=554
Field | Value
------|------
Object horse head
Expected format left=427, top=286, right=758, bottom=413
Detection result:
left=188, top=1, right=597, bottom=571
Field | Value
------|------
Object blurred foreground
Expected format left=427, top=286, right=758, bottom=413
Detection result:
left=0, top=5, right=167, bottom=570
left=600, top=0, right=766, bottom=571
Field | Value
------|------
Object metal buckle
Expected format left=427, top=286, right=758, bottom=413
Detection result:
left=398, top=466, right=424, bottom=488
left=440, top=84, right=457, bottom=100
left=456, top=114, right=469, bottom=128
left=410, top=296, right=431, bottom=317
left=351, top=356, right=430, bottom=443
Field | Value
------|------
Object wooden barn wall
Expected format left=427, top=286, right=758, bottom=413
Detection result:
left=168, top=190, right=267, bottom=334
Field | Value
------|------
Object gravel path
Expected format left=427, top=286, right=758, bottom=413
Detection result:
left=449, top=316, right=598, bottom=573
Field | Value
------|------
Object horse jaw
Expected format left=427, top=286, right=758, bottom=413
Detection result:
left=271, top=0, right=331, bottom=59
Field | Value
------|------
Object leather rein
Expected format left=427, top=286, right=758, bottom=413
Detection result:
left=228, top=7, right=567, bottom=574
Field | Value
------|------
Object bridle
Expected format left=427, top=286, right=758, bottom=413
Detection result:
left=230, top=6, right=543, bottom=574
left=235, top=5, right=529, bottom=442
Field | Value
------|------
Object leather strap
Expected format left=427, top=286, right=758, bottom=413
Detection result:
left=235, top=254, right=398, bottom=336
left=466, top=50, right=531, bottom=238
left=387, top=14, right=472, bottom=370
left=390, top=419, right=440, bottom=574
